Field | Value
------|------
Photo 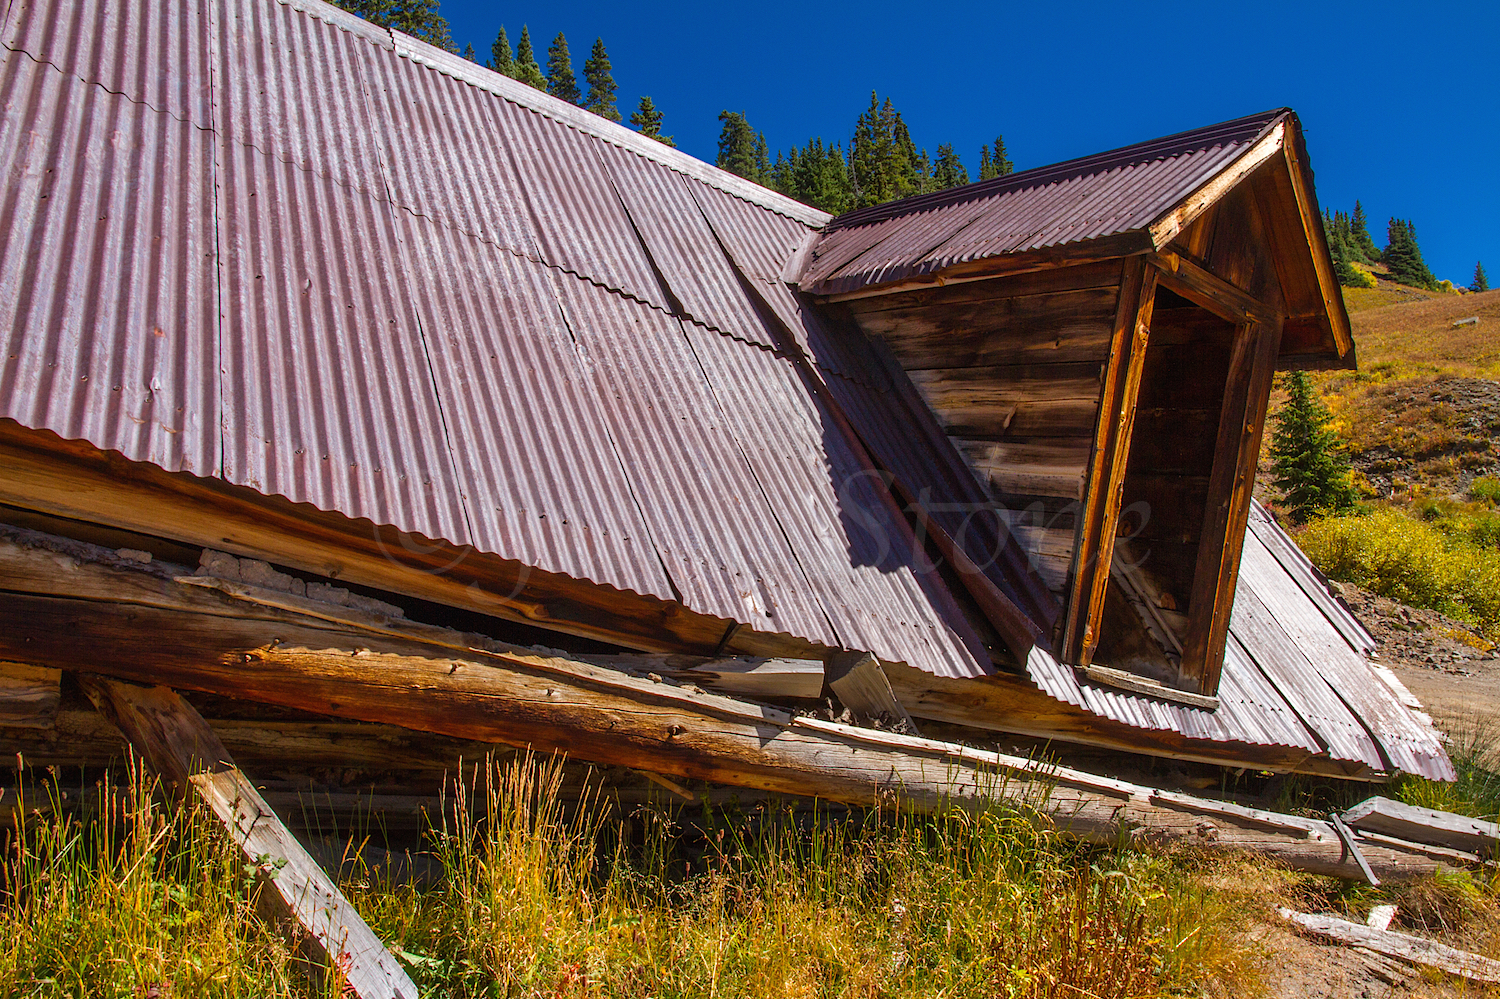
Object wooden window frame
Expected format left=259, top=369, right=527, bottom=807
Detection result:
left=1065, top=250, right=1283, bottom=698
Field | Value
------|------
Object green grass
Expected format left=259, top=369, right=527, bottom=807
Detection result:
left=1296, top=506, right=1500, bottom=638
left=3, top=756, right=1275, bottom=999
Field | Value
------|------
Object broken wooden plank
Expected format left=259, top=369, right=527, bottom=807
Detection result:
left=79, top=677, right=418, bottom=999
left=827, top=651, right=919, bottom=732
left=1277, top=908, right=1500, bottom=983
left=1367, top=904, right=1398, bottom=932
left=0, top=662, right=60, bottom=729
left=0, top=527, right=1460, bottom=882
left=1343, top=797, right=1499, bottom=859
left=587, top=654, right=824, bottom=700
left=1076, top=664, right=1220, bottom=710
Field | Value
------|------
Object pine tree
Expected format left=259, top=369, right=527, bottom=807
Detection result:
left=580, top=38, right=619, bottom=121
left=330, top=0, right=454, bottom=51
left=513, top=26, right=547, bottom=90
left=1350, top=200, right=1378, bottom=262
left=990, top=134, right=1013, bottom=176
left=1384, top=217, right=1436, bottom=289
left=630, top=96, right=674, bottom=147
left=1471, top=261, right=1489, bottom=293
left=851, top=92, right=920, bottom=208
left=716, top=111, right=759, bottom=180
left=489, top=26, right=514, bottom=77
left=754, top=133, right=771, bottom=184
left=785, top=138, right=852, bottom=214
left=1270, top=372, right=1358, bottom=523
left=461, top=42, right=475, bottom=62
left=932, top=143, right=969, bottom=189
left=546, top=33, right=580, bottom=104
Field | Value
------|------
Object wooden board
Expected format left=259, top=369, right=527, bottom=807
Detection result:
left=81, top=678, right=418, bottom=999
left=1343, top=797, right=1499, bottom=858
left=0, top=662, right=60, bottom=728
left=1278, top=908, right=1500, bottom=983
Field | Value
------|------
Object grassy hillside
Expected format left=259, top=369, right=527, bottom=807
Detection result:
left=1262, top=272, right=1500, bottom=641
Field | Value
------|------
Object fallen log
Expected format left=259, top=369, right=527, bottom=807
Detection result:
left=1278, top=908, right=1500, bottom=983
left=79, top=676, right=418, bottom=999
left=1343, top=796, right=1499, bottom=858
left=0, top=526, right=1461, bottom=880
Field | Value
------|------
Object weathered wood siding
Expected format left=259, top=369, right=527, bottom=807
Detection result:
left=847, top=262, right=1123, bottom=597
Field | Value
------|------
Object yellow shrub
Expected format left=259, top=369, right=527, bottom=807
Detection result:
left=1298, top=508, right=1500, bottom=635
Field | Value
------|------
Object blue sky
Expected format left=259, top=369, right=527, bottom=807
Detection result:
left=441, top=1, right=1497, bottom=285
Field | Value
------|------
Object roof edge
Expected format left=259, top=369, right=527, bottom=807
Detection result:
left=362, top=25, right=832, bottom=228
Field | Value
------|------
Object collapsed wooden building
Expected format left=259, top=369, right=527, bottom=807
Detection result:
left=0, top=0, right=1467, bottom=930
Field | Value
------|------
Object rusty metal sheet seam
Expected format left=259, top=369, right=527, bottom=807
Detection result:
left=0, top=37, right=213, bottom=133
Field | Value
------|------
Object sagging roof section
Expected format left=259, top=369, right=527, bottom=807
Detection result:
left=1023, top=503, right=1453, bottom=780
left=0, top=0, right=987, bottom=678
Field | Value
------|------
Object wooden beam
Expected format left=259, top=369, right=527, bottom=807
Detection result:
left=1150, top=250, right=1275, bottom=326
left=1278, top=908, right=1500, bottom=983
left=1278, top=119, right=1355, bottom=361
left=1343, top=797, right=1499, bottom=858
left=1148, top=120, right=1287, bottom=249
left=0, top=662, right=60, bottom=729
left=0, top=527, right=1457, bottom=881
left=0, top=421, right=824, bottom=663
left=1063, top=256, right=1157, bottom=664
left=1179, top=316, right=1284, bottom=694
left=78, top=677, right=418, bottom=999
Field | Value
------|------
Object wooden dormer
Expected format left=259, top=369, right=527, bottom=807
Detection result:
left=800, top=110, right=1351, bottom=696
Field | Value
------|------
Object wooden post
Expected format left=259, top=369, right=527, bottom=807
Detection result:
left=1063, top=255, right=1156, bottom=664
left=1179, top=316, right=1284, bottom=694
left=79, top=677, right=419, bottom=999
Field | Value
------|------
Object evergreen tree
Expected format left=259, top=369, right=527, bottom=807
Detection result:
left=489, top=26, right=515, bottom=77
left=330, top=0, right=454, bottom=51
left=546, top=33, right=581, bottom=104
left=1471, top=261, right=1489, bottom=293
left=513, top=26, right=547, bottom=90
left=716, top=111, right=759, bottom=180
left=754, top=133, right=771, bottom=184
left=1324, top=210, right=1367, bottom=287
left=851, top=92, right=920, bottom=208
left=461, top=42, right=475, bottom=62
left=1384, top=217, right=1436, bottom=289
left=630, top=96, right=674, bottom=147
left=979, top=135, right=1013, bottom=180
left=1350, top=200, right=1379, bottom=262
left=785, top=138, right=853, bottom=215
left=582, top=38, right=620, bottom=122
left=932, top=143, right=969, bottom=189
left=1270, top=372, right=1358, bottom=523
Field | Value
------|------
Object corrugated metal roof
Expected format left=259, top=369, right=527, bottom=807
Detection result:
left=798, top=110, right=1288, bottom=297
left=0, top=45, right=220, bottom=477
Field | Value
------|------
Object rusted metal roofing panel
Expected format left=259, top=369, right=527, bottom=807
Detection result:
left=680, top=322, right=987, bottom=678
left=213, top=0, right=391, bottom=205
left=3, top=0, right=213, bottom=127
left=0, top=51, right=220, bottom=476
left=496, top=100, right=670, bottom=310
left=800, top=110, right=1288, bottom=297
left=601, top=141, right=781, bottom=350
left=213, top=126, right=473, bottom=547
left=393, top=211, right=676, bottom=603
left=546, top=269, right=838, bottom=647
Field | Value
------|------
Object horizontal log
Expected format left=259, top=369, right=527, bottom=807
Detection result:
left=0, top=661, right=59, bottom=728
left=0, top=526, right=1449, bottom=880
left=1343, top=797, right=1499, bottom=858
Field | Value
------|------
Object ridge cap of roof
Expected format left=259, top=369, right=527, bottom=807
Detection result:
left=825, top=108, right=1293, bottom=233
left=272, top=0, right=831, bottom=229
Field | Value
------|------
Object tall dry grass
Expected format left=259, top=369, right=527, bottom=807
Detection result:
left=4, top=754, right=1270, bottom=998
